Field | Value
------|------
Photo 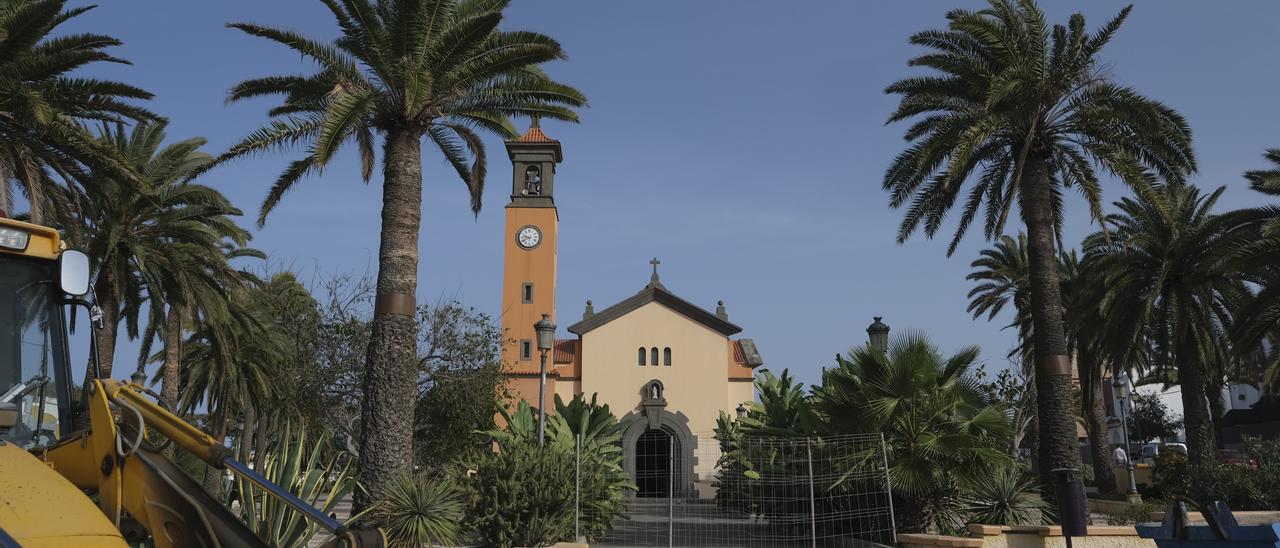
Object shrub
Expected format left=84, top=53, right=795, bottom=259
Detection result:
left=963, top=464, right=1053, bottom=526
left=1153, top=437, right=1280, bottom=510
left=1105, top=501, right=1162, bottom=526
left=810, top=333, right=1012, bottom=533
left=370, top=474, right=464, bottom=547
left=485, top=395, right=632, bottom=541
left=1150, top=450, right=1187, bottom=499
left=464, top=442, right=577, bottom=548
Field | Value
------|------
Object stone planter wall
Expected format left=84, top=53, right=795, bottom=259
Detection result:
left=899, top=525, right=1155, bottom=548
left=967, top=525, right=1155, bottom=548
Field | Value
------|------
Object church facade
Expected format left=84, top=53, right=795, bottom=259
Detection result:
left=498, top=121, right=763, bottom=495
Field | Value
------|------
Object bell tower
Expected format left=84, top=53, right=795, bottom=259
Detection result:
left=500, top=118, right=562, bottom=407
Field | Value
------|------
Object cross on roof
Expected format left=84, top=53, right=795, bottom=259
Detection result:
left=650, top=257, right=661, bottom=282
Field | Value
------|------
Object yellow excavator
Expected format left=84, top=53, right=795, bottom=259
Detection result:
left=0, top=216, right=383, bottom=547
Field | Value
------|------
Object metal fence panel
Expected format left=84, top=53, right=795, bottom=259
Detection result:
left=584, top=432, right=896, bottom=548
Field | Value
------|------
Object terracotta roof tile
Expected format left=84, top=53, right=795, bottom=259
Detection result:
left=553, top=339, right=577, bottom=364
left=731, top=339, right=764, bottom=367
left=503, top=363, right=558, bottom=376
left=511, top=126, right=557, bottom=143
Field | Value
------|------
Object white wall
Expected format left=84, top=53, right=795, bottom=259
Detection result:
left=1106, top=373, right=1267, bottom=445
left=579, top=301, right=737, bottom=435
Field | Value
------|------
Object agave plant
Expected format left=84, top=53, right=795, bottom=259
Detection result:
left=231, top=422, right=358, bottom=547
left=369, top=473, right=463, bottom=547
left=963, top=463, right=1054, bottom=526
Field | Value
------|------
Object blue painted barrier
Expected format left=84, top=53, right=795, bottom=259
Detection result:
left=1137, top=502, right=1280, bottom=548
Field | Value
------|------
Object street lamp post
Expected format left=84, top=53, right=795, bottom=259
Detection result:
left=534, top=314, right=556, bottom=447
left=1113, top=372, right=1141, bottom=502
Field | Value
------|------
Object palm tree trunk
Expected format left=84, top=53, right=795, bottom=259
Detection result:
left=1022, top=362, right=1039, bottom=462
left=240, top=401, right=256, bottom=464
left=88, top=273, right=120, bottom=382
left=1206, top=379, right=1225, bottom=450
left=160, top=306, right=182, bottom=410
left=253, top=408, right=269, bottom=473
left=0, top=162, right=12, bottom=217
left=1018, top=155, right=1084, bottom=491
left=1177, top=342, right=1215, bottom=465
left=203, top=406, right=229, bottom=497
left=355, top=128, right=423, bottom=511
left=1078, top=348, right=1116, bottom=496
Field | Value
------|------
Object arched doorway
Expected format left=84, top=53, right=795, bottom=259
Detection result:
left=635, top=429, right=673, bottom=497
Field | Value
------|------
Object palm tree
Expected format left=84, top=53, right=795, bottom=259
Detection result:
left=812, top=331, right=1012, bottom=532
left=67, top=122, right=255, bottom=383
left=178, top=292, right=283, bottom=496
left=143, top=241, right=262, bottom=412
left=0, top=0, right=156, bottom=223
left=1058, top=251, right=1117, bottom=496
left=967, top=236, right=1117, bottom=495
left=965, top=233, right=1042, bottom=466
left=1084, top=183, right=1261, bottom=464
left=966, top=233, right=1032, bottom=356
left=967, top=234, right=1121, bottom=491
left=107, top=122, right=263, bottom=410
left=213, top=0, right=586, bottom=506
left=883, top=0, right=1194, bottom=484
left=238, top=271, right=322, bottom=472
left=1245, top=149, right=1280, bottom=218
left=1235, top=150, right=1280, bottom=386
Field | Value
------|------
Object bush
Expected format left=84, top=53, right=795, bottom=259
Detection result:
left=464, top=442, right=577, bottom=548
left=485, top=395, right=632, bottom=541
left=810, top=334, right=1013, bottom=533
left=1150, top=450, right=1187, bottom=500
left=1105, top=501, right=1162, bottom=526
left=370, top=474, right=464, bottom=547
left=962, top=464, right=1053, bottom=526
left=1152, top=437, right=1280, bottom=510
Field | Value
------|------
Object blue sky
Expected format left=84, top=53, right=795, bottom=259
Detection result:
left=64, top=1, right=1280, bottom=388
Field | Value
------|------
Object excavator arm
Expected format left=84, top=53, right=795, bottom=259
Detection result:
left=43, top=379, right=383, bottom=548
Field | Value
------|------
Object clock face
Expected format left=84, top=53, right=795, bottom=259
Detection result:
left=517, top=226, right=541, bottom=249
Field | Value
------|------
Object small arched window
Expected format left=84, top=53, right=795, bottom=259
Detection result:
left=651, top=347, right=659, bottom=366
left=663, top=347, right=672, bottom=366
left=638, top=347, right=646, bottom=366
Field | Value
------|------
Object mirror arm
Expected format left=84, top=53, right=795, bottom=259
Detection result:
left=64, top=296, right=104, bottom=383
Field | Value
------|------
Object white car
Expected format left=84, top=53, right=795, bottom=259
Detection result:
left=1139, top=442, right=1187, bottom=463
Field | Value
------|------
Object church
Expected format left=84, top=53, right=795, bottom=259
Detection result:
left=497, top=120, right=763, bottom=494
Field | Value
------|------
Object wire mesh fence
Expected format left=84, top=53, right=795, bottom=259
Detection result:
left=581, top=431, right=896, bottom=548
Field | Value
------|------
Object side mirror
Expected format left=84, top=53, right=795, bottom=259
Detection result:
left=58, top=249, right=90, bottom=297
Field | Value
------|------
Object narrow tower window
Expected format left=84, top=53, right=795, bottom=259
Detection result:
left=664, top=347, right=672, bottom=366
left=651, top=348, right=659, bottom=367
left=521, top=340, right=532, bottom=361
left=638, top=347, right=646, bottom=366
left=522, top=282, right=534, bottom=303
